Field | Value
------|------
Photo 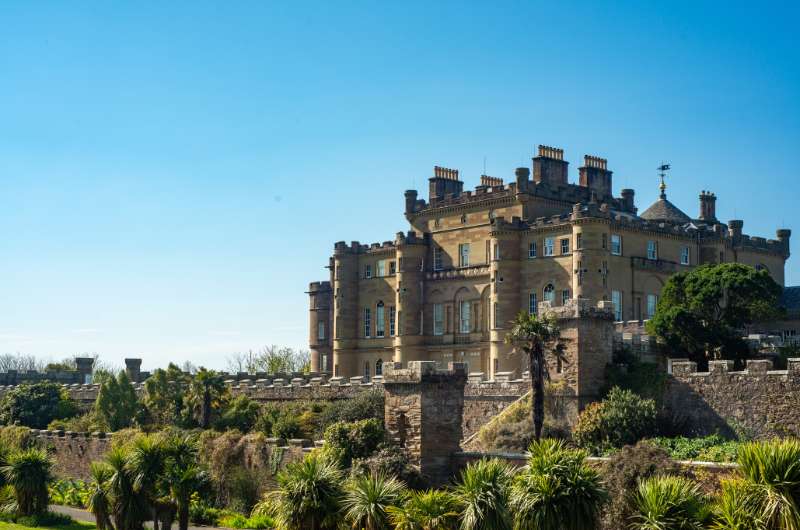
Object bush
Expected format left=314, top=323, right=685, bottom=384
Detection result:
left=323, top=419, right=385, bottom=468
left=271, top=415, right=302, bottom=440
left=0, top=426, right=34, bottom=452
left=601, top=441, right=681, bottom=529
left=0, top=383, right=78, bottom=429
left=219, top=512, right=276, bottom=529
left=351, top=445, right=425, bottom=489
left=572, top=387, right=657, bottom=453
left=318, top=391, right=384, bottom=429
left=649, top=435, right=740, bottom=463
left=49, top=479, right=91, bottom=508
left=214, top=395, right=261, bottom=432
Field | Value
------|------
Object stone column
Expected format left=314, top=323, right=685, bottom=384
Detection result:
left=383, top=361, right=467, bottom=486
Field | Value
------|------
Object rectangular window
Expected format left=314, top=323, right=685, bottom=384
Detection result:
left=389, top=306, right=396, bottom=336
left=364, top=264, right=372, bottom=279
left=433, top=247, right=443, bottom=271
left=376, top=260, right=385, bottom=277
left=544, top=237, right=555, bottom=256
left=529, top=292, right=538, bottom=315
left=560, top=238, right=570, bottom=254
left=460, top=301, right=471, bottom=333
left=562, top=289, right=570, bottom=305
left=612, top=290, right=622, bottom=321
left=577, top=233, right=583, bottom=249
left=459, top=243, right=470, bottom=267
left=334, top=265, right=339, bottom=279
left=681, top=246, right=690, bottom=265
left=376, top=304, right=385, bottom=337
left=493, top=302, right=498, bottom=328
left=317, top=322, right=326, bottom=341
left=647, top=241, right=658, bottom=260
left=364, top=308, right=371, bottom=337
left=602, top=233, right=607, bottom=249
left=433, top=304, right=444, bottom=336
left=646, top=294, right=658, bottom=319
left=528, top=241, right=537, bottom=259
left=493, top=243, right=499, bottom=260
left=611, top=234, right=622, bottom=255
left=389, top=261, right=396, bottom=275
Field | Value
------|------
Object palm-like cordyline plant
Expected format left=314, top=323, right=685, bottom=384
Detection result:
left=735, top=439, right=800, bottom=530
left=386, top=489, right=460, bottom=530
left=164, top=434, right=206, bottom=530
left=342, top=471, right=405, bottom=530
left=106, top=446, right=148, bottom=530
left=711, top=478, right=766, bottom=530
left=504, top=311, right=561, bottom=441
left=1, top=448, right=53, bottom=516
left=127, top=435, right=167, bottom=530
left=630, top=475, right=708, bottom=530
left=187, top=367, right=227, bottom=428
left=273, top=453, right=344, bottom=530
left=454, top=458, right=515, bottom=530
left=88, top=461, right=114, bottom=530
left=509, top=439, right=606, bottom=530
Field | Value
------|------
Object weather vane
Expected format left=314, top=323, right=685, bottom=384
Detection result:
left=657, top=163, right=671, bottom=199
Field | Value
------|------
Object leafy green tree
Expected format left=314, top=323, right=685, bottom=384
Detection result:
left=95, top=371, right=138, bottom=431
left=342, top=472, right=405, bottom=530
left=186, top=367, right=227, bottom=429
left=1, top=448, right=53, bottom=516
left=273, top=453, right=344, bottom=530
left=646, top=263, right=782, bottom=365
left=509, top=439, right=606, bottom=530
left=143, top=363, right=191, bottom=428
left=454, top=458, right=515, bottom=530
left=630, top=475, right=709, bottom=530
left=387, top=489, right=460, bottom=530
left=0, top=382, right=78, bottom=428
left=214, top=394, right=261, bottom=432
left=504, top=311, right=561, bottom=441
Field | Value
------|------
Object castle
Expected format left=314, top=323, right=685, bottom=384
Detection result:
left=308, top=145, right=792, bottom=379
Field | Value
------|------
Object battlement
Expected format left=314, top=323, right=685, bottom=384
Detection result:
left=308, top=281, right=332, bottom=292
left=582, top=155, right=608, bottom=170
left=383, top=360, right=468, bottom=383
left=539, top=298, right=615, bottom=321
left=537, top=145, right=564, bottom=160
left=671, top=358, right=800, bottom=379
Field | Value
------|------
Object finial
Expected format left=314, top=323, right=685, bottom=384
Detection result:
left=657, top=163, right=671, bottom=199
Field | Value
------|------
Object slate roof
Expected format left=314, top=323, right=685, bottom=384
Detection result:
left=640, top=196, right=692, bottom=224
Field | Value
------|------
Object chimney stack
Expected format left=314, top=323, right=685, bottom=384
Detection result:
left=699, top=191, right=717, bottom=221
left=480, top=175, right=503, bottom=187
left=621, top=188, right=636, bottom=213
left=579, top=155, right=613, bottom=200
left=405, top=189, right=418, bottom=214
left=514, top=167, right=530, bottom=191
left=532, top=145, right=568, bottom=188
left=428, top=166, right=463, bottom=203
left=728, top=220, right=744, bottom=242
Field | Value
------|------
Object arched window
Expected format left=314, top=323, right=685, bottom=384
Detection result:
left=543, top=284, right=556, bottom=305
left=375, top=359, right=383, bottom=376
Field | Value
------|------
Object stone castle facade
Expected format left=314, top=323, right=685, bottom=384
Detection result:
left=308, top=145, right=792, bottom=379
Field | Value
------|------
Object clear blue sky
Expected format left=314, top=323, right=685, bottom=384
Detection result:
left=1, top=1, right=797, bottom=371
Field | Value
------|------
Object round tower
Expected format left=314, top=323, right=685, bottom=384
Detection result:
left=393, top=231, right=427, bottom=366
left=489, top=214, right=523, bottom=378
left=308, top=281, right=332, bottom=373
left=571, top=204, right=610, bottom=304
left=332, top=241, right=360, bottom=377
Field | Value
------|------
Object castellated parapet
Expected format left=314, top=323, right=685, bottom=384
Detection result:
left=667, top=358, right=800, bottom=439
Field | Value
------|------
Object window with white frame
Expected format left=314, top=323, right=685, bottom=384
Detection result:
left=389, top=306, right=396, bottom=336
left=433, top=247, right=443, bottom=271
left=646, top=294, right=658, bottom=318
left=433, top=303, right=444, bottom=336
left=612, top=290, right=622, bottom=321
left=611, top=234, right=622, bottom=255
left=528, top=241, right=537, bottom=259
left=681, top=246, right=690, bottom=265
left=459, top=243, right=470, bottom=267
left=543, top=284, right=555, bottom=305
left=364, top=264, right=372, bottom=278
left=376, top=302, right=385, bottom=337
left=561, top=238, right=570, bottom=254
left=459, top=301, right=471, bottom=333
left=364, top=307, right=371, bottom=337
left=529, top=292, right=538, bottom=315
left=544, top=237, right=555, bottom=256
left=647, top=240, right=658, bottom=260
left=317, top=321, right=325, bottom=341
left=562, top=289, right=570, bottom=305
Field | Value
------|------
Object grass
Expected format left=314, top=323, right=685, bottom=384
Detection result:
left=0, top=521, right=95, bottom=530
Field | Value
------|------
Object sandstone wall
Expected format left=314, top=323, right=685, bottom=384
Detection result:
left=666, top=358, right=800, bottom=439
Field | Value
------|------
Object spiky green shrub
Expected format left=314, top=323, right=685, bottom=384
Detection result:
left=710, top=478, right=766, bottom=530
left=454, top=458, right=515, bottom=530
left=272, top=453, right=343, bottom=530
left=735, top=439, right=800, bottom=529
left=1, top=448, right=53, bottom=516
left=341, top=472, right=405, bottom=530
left=386, top=489, right=460, bottom=530
left=509, top=439, right=606, bottom=530
left=630, top=475, right=709, bottom=530
left=87, top=462, right=114, bottom=530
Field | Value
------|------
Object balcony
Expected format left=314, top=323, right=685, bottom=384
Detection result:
left=631, top=256, right=679, bottom=274
left=426, top=264, right=490, bottom=281
left=423, top=333, right=488, bottom=346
